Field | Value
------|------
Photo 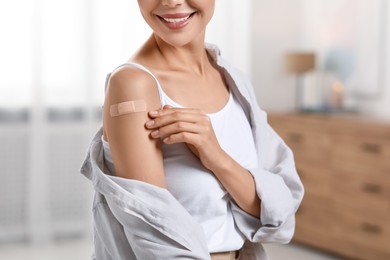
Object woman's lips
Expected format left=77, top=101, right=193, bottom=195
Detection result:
left=157, top=12, right=196, bottom=30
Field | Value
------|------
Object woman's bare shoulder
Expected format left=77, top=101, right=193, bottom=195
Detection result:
left=106, top=65, right=160, bottom=102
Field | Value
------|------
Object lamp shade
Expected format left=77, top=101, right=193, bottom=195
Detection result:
left=284, top=52, right=316, bottom=74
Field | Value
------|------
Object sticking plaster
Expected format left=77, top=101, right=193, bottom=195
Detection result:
left=110, top=100, right=147, bottom=117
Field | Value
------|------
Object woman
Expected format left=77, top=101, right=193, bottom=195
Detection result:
left=81, top=0, right=304, bottom=259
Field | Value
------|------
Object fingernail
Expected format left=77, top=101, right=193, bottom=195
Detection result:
left=145, top=120, right=154, bottom=127
left=149, top=110, right=158, bottom=116
left=151, top=130, right=159, bottom=138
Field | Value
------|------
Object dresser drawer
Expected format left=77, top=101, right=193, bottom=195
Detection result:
left=294, top=196, right=338, bottom=249
left=295, top=199, right=390, bottom=260
left=294, top=197, right=390, bottom=260
left=275, top=128, right=331, bottom=165
left=297, top=164, right=331, bottom=199
left=331, top=135, right=390, bottom=175
left=330, top=167, right=390, bottom=219
left=333, top=205, right=390, bottom=260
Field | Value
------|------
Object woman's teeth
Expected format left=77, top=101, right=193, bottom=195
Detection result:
left=162, top=15, right=190, bottom=23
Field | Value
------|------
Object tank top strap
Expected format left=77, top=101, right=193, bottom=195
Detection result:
left=104, top=62, right=165, bottom=106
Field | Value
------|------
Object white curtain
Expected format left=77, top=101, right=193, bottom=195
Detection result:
left=0, top=0, right=252, bottom=243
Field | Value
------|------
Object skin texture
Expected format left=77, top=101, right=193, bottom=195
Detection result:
left=103, top=0, right=260, bottom=217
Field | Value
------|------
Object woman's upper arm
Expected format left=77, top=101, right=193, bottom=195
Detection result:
left=103, top=67, right=166, bottom=188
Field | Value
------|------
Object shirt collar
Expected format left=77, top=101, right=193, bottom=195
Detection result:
left=205, top=43, right=221, bottom=62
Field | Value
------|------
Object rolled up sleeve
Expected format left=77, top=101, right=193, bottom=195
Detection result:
left=231, top=123, right=304, bottom=244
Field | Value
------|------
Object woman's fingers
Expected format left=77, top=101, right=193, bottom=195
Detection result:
left=163, top=131, right=200, bottom=145
left=150, top=121, right=205, bottom=139
left=146, top=107, right=209, bottom=130
left=149, top=106, right=205, bottom=118
left=145, top=107, right=212, bottom=146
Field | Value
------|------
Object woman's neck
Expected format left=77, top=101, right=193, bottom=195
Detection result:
left=141, top=34, right=211, bottom=77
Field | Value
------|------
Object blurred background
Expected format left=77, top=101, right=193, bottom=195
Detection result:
left=0, top=0, right=389, bottom=259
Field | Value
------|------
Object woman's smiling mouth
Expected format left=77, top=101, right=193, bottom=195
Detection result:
left=157, top=12, right=197, bottom=29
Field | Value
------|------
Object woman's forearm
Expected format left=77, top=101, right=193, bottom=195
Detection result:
left=210, top=150, right=261, bottom=218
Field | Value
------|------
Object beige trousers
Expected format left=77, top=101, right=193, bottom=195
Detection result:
left=210, top=250, right=240, bottom=260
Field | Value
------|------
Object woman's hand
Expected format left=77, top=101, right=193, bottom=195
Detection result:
left=146, top=105, right=261, bottom=217
left=145, top=105, right=227, bottom=171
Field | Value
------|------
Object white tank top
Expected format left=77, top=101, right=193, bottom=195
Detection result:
left=102, top=63, right=258, bottom=253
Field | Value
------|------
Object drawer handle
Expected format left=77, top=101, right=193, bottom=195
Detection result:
left=296, top=206, right=305, bottom=215
left=361, top=143, right=381, bottom=154
left=288, top=133, right=303, bottom=143
left=361, top=222, right=382, bottom=235
left=362, top=183, right=382, bottom=195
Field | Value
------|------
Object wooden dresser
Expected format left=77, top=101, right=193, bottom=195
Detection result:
left=268, top=113, right=390, bottom=260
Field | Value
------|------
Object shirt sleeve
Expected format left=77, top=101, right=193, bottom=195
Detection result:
left=231, top=121, right=304, bottom=244
left=223, top=65, right=305, bottom=244
left=103, top=176, right=211, bottom=260
left=81, top=131, right=211, bottom=259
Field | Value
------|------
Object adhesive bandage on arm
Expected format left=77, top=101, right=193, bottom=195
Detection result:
left=110, top=100, right=147, bottom=117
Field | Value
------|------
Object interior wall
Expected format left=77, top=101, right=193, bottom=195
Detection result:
left=251, top=0, right=303, bottom=112
left=207, top=1, right=253, bottom=75
left=251, top=0, right=390, bottom=119
left=358, top=1, right=390, bottom=119
left=300, top=0, right=389, bottom=119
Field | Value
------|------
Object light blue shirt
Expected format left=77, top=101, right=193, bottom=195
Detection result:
left=81, top=44, right=304, bottom=260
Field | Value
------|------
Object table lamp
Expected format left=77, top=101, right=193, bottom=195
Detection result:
left=284, top=52, right=316, bottom=111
